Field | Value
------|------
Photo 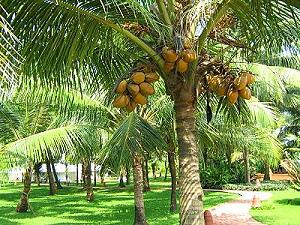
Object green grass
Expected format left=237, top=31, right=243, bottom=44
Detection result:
left=251, top=190, right=300, bottom=225
left=0, top=178, right=238, bottom=225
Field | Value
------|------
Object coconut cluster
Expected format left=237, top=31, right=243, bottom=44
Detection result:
left=162, top=41, right=197, bottom=74
left=113, top=70, right=160, bottom=112
left=204, top=72, right=255, bottom=104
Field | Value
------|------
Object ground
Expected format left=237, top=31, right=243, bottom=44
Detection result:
left=251, top=190, right=300, bottom=225
left=0, top=179, right=238, bottom=225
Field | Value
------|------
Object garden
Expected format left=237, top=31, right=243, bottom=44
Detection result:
left=0, top=1, right=300, bottom=225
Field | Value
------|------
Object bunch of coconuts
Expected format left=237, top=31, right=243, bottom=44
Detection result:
left=113, top=70, right=160, bottom=112
left=205, top=72, right=255, bottom=104
left=162, top=40, right=197, bottom=74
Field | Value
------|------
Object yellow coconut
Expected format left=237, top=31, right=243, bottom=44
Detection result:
left=140, top=82, right=155, bottom=96
left=182, top=49, right=197, bottom=63
left=127, top=83, right=140, bottom=96
left=239, top=87, right=251, bottom=100
left=164, top=62, right=175, bottom=73
left=234, top=75, right=248, bottom=90
left=208, top=76, right=219, bottom=91
left=227, top=90, right=239, bottom=104
left=133, top=93, right=148, bottom=105
left=115, top=80, right=127, bottom=94
left=183, top=38, right=192, bottom=49
left=126, top=99, right=137, bottom=112
left=145, top=72, right=160, bottom=83
left=216, top=83, right=228, bottom=97
left=176, top=59, right=188, bottom=73
left=112, top=95, right=130, bottom=108
left=131, top=72, right=145, bottom=84
left=244, top=72, right=255, bottom=84
left=162, top=47, right=178, bottom=63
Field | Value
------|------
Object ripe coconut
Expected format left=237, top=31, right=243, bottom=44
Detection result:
left=162, top=47, right=178, bottom=63
left=127, top=83, right=140, bottom=96
left=176, top=59, right=188, bottom=73
left=239, top=87, right=251, bottom=100
left=164, top=62, right=175, bottom=73
left=181, top=49, right=197, bottom=63
left=208, top=76, right=219, bottom=91
left=126, top=99, right=137, bottom=112
left=140, top=82, right=155, bottom=96
left=131, top=72, right=145, bottom=84
left=115, top=80, right=127, bottom=94
left=183, top=38, right=192, bottom=49
left=244, top=72, right=255, bottom=84
left=234, top=75, right=248, bottom=90
left=133, top=93, right=148, bottom=105
left=227, top=90, right=239, bottom=104
left=113, top=95, right=130, bottom=108
left=216, top=83, right=228, bottom=96
left=145, top=72, right=160, bottom=83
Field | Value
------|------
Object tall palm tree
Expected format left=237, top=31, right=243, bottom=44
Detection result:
left=2, top=1, right=300, bottom=224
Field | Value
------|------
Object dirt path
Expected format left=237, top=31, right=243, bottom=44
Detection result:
left=207, top=190, right=272, bottom=225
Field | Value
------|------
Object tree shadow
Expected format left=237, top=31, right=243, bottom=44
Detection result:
left=275, top=198, right=300, bottom=206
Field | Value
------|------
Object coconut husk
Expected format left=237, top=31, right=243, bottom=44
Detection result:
left=115, top=80, right=127, bottom=94
left=239, top=87, right=251, bottom=100
left=162, top=47, right=178, bottom=63
left=145, top=72, right=160, bottom=83
left=127, top=83, right=140, bottom=96
left=181, top=49, right=197, bottom=63
left=140, top=82, right=155, bottom=96
left=234, top=75, right=247, bottom=90
left=176, top=59, right=188, bottom=73
left=131, top=72, right=145, bottom=84
left=133, top=93, right=147, bottom=105
left=113, top=95, right=130, bottom=108
left=164, top=62, right=175, bottom=73
left=227, top=90, right=239, bottom=104
left=126, top=99, right=137, bottom=112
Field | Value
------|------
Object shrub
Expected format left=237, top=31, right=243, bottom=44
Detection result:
left=222, top=181, right=290, bottom=191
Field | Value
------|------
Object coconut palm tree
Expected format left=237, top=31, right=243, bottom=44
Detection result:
left=2, top=1, right=300, bottom=224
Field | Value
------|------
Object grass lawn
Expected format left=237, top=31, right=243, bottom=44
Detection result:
left=251, top=190, right=300, bottom=225
left=0, top=178, right=238, bottom=225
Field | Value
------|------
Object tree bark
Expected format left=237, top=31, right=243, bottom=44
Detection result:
left=126, top=166, right=130, bottom=185
left=173, top=87, right=204, bottom=225
left=50, top=159, right=63, bottom=189
left=83, top=159, right=94, bottom=201
left=82, top=162, right=86, bottom=186
left=16, top=167, right=32, bottom=212
left=168, top=139, right=177, bottom=212
left=142, top=159, right=150, bottom=192
left=243, top=149, right=251, bottom=183
left=46, top=160, right=57, bottom=195
left=65, top=162, right=69, bottom=186
left=133, top=154, right=148, bottom=225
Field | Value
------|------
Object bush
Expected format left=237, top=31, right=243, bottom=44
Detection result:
left=222, top=181, right=290, bottom=191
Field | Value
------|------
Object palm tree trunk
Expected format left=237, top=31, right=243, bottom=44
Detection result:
left=46, top=160, right=57, bottom=195
left=126, top=166, right=130, bottom=185
left=264, top=162, right=271, bottom=181
left=82, top=162, right=86, bottom=187
left=174, top=90, right=204, bottom=225
left=65, top=162, right=69, bottom=186
left=119, top=173, right=126, bottom=188
left=50, top=159, right=63, bottom=189
left=142, top=159, right=150, bottom=192
left=33, top=163, right=41, bottom=187
left=133, top=153, right=148, bottom=225
left=151, top=163, right=156, bottom=179
left=93, top=163, right=97, bottom=187
left=76, top=163, right=79, bottom=185
left=16, top=167, right=32, bottom=212
left=168, top=140, right=177, bottom=212
left=83, top=159, right=94, bottom=201
left=243, top=149, right=250, bottom=183
left=164, top=159, right=168, bottom=181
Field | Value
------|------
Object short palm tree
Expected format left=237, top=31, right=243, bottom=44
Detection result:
left=2, top=1, right=300, bottom=224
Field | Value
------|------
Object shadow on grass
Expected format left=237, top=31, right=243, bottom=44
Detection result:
left=275, top=198, right=300, bottom=206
